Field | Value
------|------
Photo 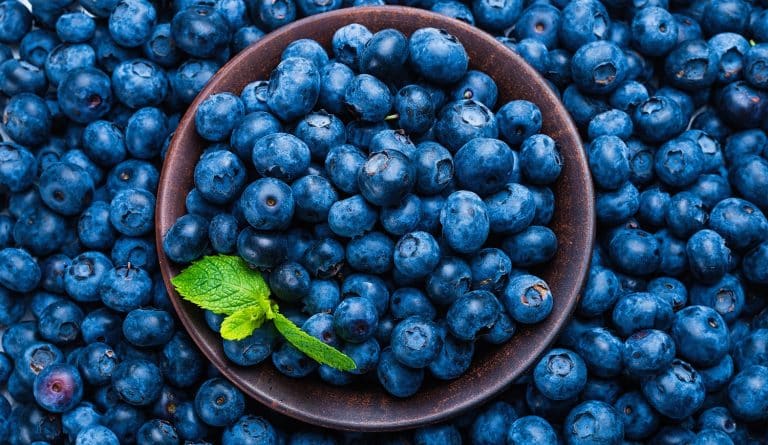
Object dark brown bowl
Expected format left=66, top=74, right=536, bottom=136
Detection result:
left=156, top=6, right=594, bottom=432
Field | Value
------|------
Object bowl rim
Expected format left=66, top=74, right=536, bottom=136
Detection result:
left=156, top=5, right=594, bottom=432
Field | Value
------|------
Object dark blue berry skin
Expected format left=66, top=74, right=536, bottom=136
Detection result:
left=408, top=27, right=468, bottom=85
left=469, top=248, right=512, bottom=292
left=209, top=213, right=238, bottom=254
left=324, top=144, right=365, bottom=195
left=328, top=195, right=377, bottom=238
left=506, top=415, right=558, bottom=444
left=665, top=191, right=707, bottom=239
left=273, top=342, right=317, bottom=377
left=370, top=130, right=417, bottom=159
left=519, top=134, right=562, bottom=185
left=502, top=225, right=557, bottom=267
left=33, top=363, right=83, bottom=414
left=194, top=92, right=245, bottom=142
left=0, top=59, right=48, bottom=97
left=563, top=401, right=624, bottom=445
left=390, top=288, right=436, bottom=321
left=578, top=266, right=620, bottom=317
left=125, top=107, right=169, bottom=160
left=609, top=81, right=649, bottom=113
left=0, top=0, right=31, bottom=44
left=632, top=96, right=686, bottom=144
left=172, top=401, right=209, bottom=442
left=533, top=348, right=587, bottom=400
left=381, top=194, right=421, bottom=236
left=587, top=109, right=633, bottom=140
left=496, top=100, right=542, bottom=148
left=671, top=305, right=729, bottom=368
left=0, top=247, right=40, bottom=293
left=281, top=39, right=328, bottom=68
left=230, top=111, right=282, bottom=160
left=446, top=290, right=501, bottom=340
left=571, top=41, right=627, bottom=94
left=108, top=0, right=156, bottom=48
left=171, top=5, right=230, bottom=58
left=413, top=142, right=453, bottom=196
left=689, top=174, right=731, bottom=209
left=299, top=237, right=342, bottom=279
left=440, top=191, right=489, bottom=254
left=614, top=391, right=659, bottom=441
left=194, top=378, right=245, bottom=427
left=729, top=155, right=768, bottom=211
left=2, top=321, right=38, bottom=359
left=332, top=23, right=372, bottom=68
left=332, top=296, right=378, bottom=343
left=345, top=231, right=393, bottom=275
left=435, top=99, right=498, bottom=152
left=358, top=149, right=415, bottom=207
left=708, top=33, right=749, bottom=84
left=470, top=401, right=517, bottom=445
left=3, top=92, right=52, bottom=147
left=107, top=159, right=159, bottom=196
left=588, top=136, right=630, bottom=190
left=162, top=214, right=209, bottom=263
left=744, top=43, right=768, bottom=89
left=631, top=7, right=678, bottom=57
left=266, top=57, right=319, bottom=122
left=391, top=316, right=442, bottom=368
left=111, top=359, right=163, bottom=406
left=77, top=342, right=118, bottom=386
left=99, top=265, right=152, bottom=313
left=642, top=359, right=706, bottom=420
left=231, top=25, right=265, bottom=54
left=240, top=178, right=294, bottom=231
left=318, top=62, right=354, bottom=116
left=269, top=262, right=311, bottom=303
left=170, top=59, right=219, bottom=107
left=344, top=74, right=393, bottom=122
left=57, top=67, right=113, bottom=124
left=0, top=142, right=37, bottom=193
left=709, top=197, right=768, bottom=251
left=223, top=323, right=277, bottom=365
left=623, top=329, right=676, bottom=377
left=649, top=276, right=688, bottom=311
left=727, top=365, right=768, bottom=422
left=689, top=273, right=743, bottom=323
left=37, top=300, right=84, bottom=344
left=453, top=138, right=515, bottom=196
left=251, top=0, right=295, bottom=30
left=19, top=29, right=57, bottom=68
left=15, top=341, right=64, bottom=386
left=142, top=23, right=180, bottom=68
left=158, top=332, right=202, bottom=389
left=82, top=120, right=126, bottom=167
left=575, top=327, right=623, bottom=378
left=221, top=415, right=278, bottom=445
left=303, top=279, right=340, bottom=314
left=608, top=228, right=660, bottom=275
left=45, top=43, right=97, bottom=88
left=342, top=274, right=389, bottom=316
left=237, top=228, right=285, bottom=269
left=293, top=111, right=345, bottom=161
left=13, top=205, right=67, bottom=256
left=393, top=231, right=441, bottom=279
left=503, top=274, right=553, bottom=324
left=717, top=81, right=768, bottom=130
left=395, top=85, right=436, bottom=135
left=743, top=240, right=768, bottom=284
left=38, top=162, right=94, bottom=216
left=252, top=133, right=310, bottom=182
left=686, top=229, right=732, bottom=283
left=109, top=188, right=155, bottom=237
left=558, top=0, right=609, bottom=51
left=664, top=39, right=718, bottom=91
left=136, top=419, right=179, bottom=445
left=355, top=28, right=407, bottom=81
left=111, top=59, right=168, bottom=109
left=654, top=229, right=688, bottom=276
left=122, top=309, right=175, bottom=347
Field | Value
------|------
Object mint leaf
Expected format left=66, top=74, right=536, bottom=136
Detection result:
left=220, top=306, right=267, bottom=340
left=171, top=255, right=270, bottom=315
left=272, top=312, right=357, bottom=372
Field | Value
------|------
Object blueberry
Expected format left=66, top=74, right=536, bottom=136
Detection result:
left=0, top=142, right=37, bottom=193
left=435, top=99, right=499, bottom=152
left=632, top=96, right=686, bottom=143
left=251, top=0, right=296, bottom=30
left=506, top=415, right=558, bottom=444
left=614, top=391, right=659, bottom=441
left=390, top=316, right=442, bottom=368
left=170, top=59, right=219, bottom=106
left=0, top=58, right=48, bottom=97
left=57, top=67, right=113, bottom=124
left=332, top=296, right=378, bottom=343
left=194, top=92, right=245, bottom=142
left=239, top=178, right=294, bottom=231
left=221, top=415, right=277, bottom=445
left=99, top=265, right=152, bottom=312
left=194, top=378, right=244, bottom=427
left=623, top=329, right=676, bottom=377
left=533, top=348, right=587, bottom=400
left=328, top=195, right=377, bottom=238
left=408, top=28, right=468, bottom=85
left=729, top=155, right=768, bottom=211
left=13, top=205, right=68, bottom=256
left=3, top=92, right=52, bottom=147
left=470, top=401, right=518, bottom=445
left=440, top=190, right=490, bottom=254
left=267, top=57, right=319, bottom=122
left=324, top=144, right=366, bottom=195
left=744, top=43, right=768, bottom=89
left=575, top=327, right=623, bottom=378
left=273, top=342, right=317, bottom=377
left=358, top=149, right=415, bottom=207
left=588, top=136, right=630, bottom=190
left=503, top=274, right=553, bottom=324
left=38, top=162, right=95, bottom=216
left=252, top=133, right=311, bottom=182
left=726, top=365, right=768, bottom=422
left=293, top=111, right=345, bottom=161
left=162, top=214, right=209, bottom=263
left=125, top=107, right=169, bottom=159
left=32, top=363, right=83, bottom=414
left=469, top=248, right=513, bottom=292
left=171, top=5, right=231, bottom=58
left=332, top=23, right=372, bottom=68
left=317, top=62, right=354, bottom=116
left=108, top=0, right=156, bottom=48
left=344, top=73, right=392, bottom=122
left=0, top=0, right=31, bottom=44
left=109, top=188, right=155, bottom=236
left=642, top=359, right=706, bottom=420
left=0, top=247, right=40, bottom=292
left=230, top=111, right=282, bottom=159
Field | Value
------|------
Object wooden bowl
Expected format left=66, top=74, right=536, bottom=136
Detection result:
left=156, top=6, right=594, bottom=432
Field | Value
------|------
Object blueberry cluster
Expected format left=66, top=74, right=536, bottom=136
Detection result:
left=0, top=0, right=767, bottom=442
left=163, top=23, right=562, bottom=396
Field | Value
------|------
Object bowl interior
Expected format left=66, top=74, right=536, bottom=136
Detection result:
left=156, top=6, right=594, bottom=432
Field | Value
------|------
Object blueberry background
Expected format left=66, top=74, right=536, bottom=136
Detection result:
left=1, top=0, right=768, bottom=443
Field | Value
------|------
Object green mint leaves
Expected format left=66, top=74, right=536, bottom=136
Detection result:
left=171, top=255, right=356, bottom=371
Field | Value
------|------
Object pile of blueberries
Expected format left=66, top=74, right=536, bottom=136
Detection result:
left=162, top=24, right=562, bottom=395
left=0, top=0, right=766, bottom=443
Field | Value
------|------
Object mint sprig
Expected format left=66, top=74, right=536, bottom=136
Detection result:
left=171, top=255, right=356, bottom=372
